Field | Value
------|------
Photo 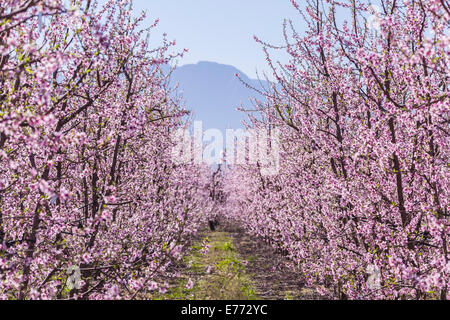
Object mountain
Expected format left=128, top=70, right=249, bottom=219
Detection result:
left=168, top=61, right=272, bottom=133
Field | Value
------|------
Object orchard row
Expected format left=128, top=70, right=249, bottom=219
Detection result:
left=0, top=0, right=215, bottom=299
left=224, top=0, right=449, bottom=299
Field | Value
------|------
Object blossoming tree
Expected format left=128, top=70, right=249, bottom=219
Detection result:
left=0, top=0, right=212, bottom=299
left=225, top=0, right=449, bottom=299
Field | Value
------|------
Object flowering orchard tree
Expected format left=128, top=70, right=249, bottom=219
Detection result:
left=0, top=0, right=212, bottom=299
left=225, top=0, right=449, bottom=299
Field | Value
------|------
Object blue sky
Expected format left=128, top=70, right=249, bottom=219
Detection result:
left=130, top=0, right=305, bottom=79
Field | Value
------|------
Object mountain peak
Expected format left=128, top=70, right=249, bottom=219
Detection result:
left=179, top=61, right=250, bottom=80
left=170, top=61, right=270, bottom=131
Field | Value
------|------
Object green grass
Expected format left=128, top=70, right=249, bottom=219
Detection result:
left=153, top=231, right=259, bottom=300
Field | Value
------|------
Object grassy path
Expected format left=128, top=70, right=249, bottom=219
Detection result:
left=154, top=231, right=258, bottom=300
left=152, top=223, right=320, bottom=300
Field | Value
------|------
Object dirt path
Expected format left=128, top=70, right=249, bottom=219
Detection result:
left=152, top=221, right=321, bottom=300
left=226, top=223, right=320, bottom=300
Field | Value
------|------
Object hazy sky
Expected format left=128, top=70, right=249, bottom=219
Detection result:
left=129, top=0, right=305, bottom=79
